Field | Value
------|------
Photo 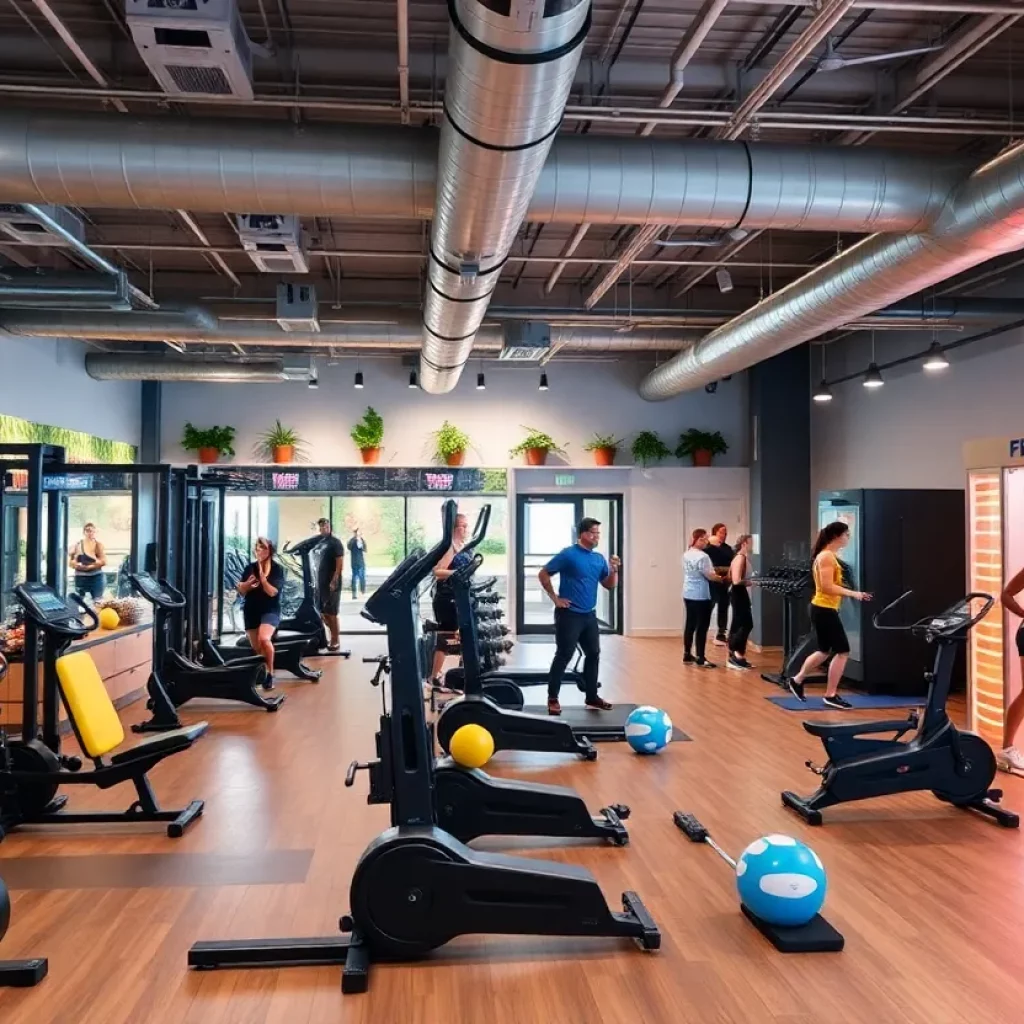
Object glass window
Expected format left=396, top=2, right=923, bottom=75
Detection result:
left=66, top=492, right=133, bottom=602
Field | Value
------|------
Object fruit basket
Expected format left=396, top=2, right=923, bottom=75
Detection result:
left=96, top=597, right=149, bottom=627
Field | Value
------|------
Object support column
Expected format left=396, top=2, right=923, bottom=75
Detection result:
left=140, top=380, right=162, bottom=462
left=749, top=344, right=811, bottom=647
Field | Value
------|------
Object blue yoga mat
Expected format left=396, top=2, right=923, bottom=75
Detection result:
left=767, top=694, right=927, bottom=712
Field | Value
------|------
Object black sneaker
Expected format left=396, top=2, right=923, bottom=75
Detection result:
left=786, top=676, right=806, bottom=702
left=823, top=694, right=853, bottom=710
left=683, top=653, right=696, bottom=664
left=695, top=658, right=717, bottom=669
left=727, top=655, right=747, bottom=671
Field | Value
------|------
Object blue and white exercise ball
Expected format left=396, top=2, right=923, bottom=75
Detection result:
left=624, top=706, right=673, bottom=754
left=735, top=834, right=827, bottom=927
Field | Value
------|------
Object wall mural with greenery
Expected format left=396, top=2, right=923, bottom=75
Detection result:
left=0, top=414, right=137, bottom=464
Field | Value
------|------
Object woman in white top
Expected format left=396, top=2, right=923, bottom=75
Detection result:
left=682, top=528, right=721, bottom=668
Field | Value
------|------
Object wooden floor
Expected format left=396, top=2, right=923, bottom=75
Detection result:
left=2, top=636, right=1023, bottom=1024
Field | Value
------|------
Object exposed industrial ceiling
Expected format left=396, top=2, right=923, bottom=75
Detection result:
left=2, top=0, right=1024, bottom=391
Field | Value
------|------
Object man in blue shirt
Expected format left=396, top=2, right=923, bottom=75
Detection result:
left=538, top=517, right=620, bottom=715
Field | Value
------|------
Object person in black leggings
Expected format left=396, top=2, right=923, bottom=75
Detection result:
left=1000, top=565, right=1024, bottom=772
left=727, top=534, right=757, bottom=670
left=682, top=529, right=721, bottom=668
left=706, top=523, right=734, bottom=646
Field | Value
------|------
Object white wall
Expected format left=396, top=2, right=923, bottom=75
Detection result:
left=812, top=327, right=1024, bottom=492
left=0, top=335, right=141, bottom=445
left=514, top=465, right=749, bottom=636
left=160, top=357, right=747, bottom=467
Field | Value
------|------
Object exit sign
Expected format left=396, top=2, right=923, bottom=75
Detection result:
left=554, top=474, right=575, bottom=487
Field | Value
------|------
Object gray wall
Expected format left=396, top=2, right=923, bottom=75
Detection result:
left=0, top=334, right=142, bottom=445
left=812, top=326, right=1024, bottom=491
left=160, top=357, right=748, bottom=467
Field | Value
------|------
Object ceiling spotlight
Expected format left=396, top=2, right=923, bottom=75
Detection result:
left=538, top=372, right=549, bottom=391
left=812, top=379, right=833, bottom=403
left=308, top=374, right=319, bottom=390
left=354, top=370, right=364, bottom=389
left=476, top=372, right=486, bottom=390
left=862, top=362, right=885, bottom=389
left=922, top=341, right=950, bottom=372
left=715, top=269, right=733, bottom=294
left=408, top=370, right=418, bottom=389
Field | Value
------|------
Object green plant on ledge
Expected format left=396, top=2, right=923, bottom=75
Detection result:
left=509, top=427, right=568, bottom=466
left=182, top=423, right=236, bottom=464
left=254, top=420, right=307, bottom=464
left=351, top=407, right=385, bottom=464
left=431, top=421, right=471, bottom=466
left=675, top=428, right=729, bottom=467
left=583, top=433, right=625, bottom=467
left=631, top=430, right=671, bottom=468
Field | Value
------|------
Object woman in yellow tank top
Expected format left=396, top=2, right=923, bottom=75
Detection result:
left=787, top=521, right=871, bottom=709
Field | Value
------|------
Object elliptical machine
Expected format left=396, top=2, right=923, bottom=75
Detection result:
left=782, top=591, right=1019, bottom=828
left=188, top=500, right=660, bottom=993
left=0, top=653, right=47, bottom=988
left=433, top=508, right=600, bottom=760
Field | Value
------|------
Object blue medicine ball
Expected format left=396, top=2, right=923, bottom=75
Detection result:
left=625, top=705, right=672, bottom=754
left=735, top=834, right=827, bottom=927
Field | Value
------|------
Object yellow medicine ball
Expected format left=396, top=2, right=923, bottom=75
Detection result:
left=449, top=723, right=495, bottom=769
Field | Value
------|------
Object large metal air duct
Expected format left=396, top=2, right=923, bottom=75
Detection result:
left=85, top=355, right=288, bottom=381
left=420, top=0, right=591, bottom=393
left=639, top=142, right=1024, bottom=399
left=0, top=269, right=130, bottom=308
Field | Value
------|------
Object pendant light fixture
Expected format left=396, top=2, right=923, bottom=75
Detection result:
left=923, top=339, right=950, bottom=372
left=862, top=331, right=884, bottom=388
left=538, top=372, right=549, bottom=391
left=813, top=344, right=832, bottom=403
left=408, top=370, right=418, bottom=389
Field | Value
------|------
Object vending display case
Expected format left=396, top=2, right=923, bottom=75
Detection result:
left=964, top=436, right=1024, bottom=750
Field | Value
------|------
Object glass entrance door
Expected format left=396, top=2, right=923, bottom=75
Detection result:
left=516, top=494, right=623, bottom=635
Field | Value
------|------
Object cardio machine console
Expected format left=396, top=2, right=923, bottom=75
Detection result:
left=13, top=582, right=93, bottom=634
left=921, top=595, right=992, bottom=640
left=130, top=572, right=183, bottom=609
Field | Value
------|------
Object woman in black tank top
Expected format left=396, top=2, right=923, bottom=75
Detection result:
left=1000, top=566, right=1024, bottom=772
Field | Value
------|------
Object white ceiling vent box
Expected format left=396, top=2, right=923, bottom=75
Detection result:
left=0, top=204, right=85, bottom=247
left=276, top=283, right=319, bottom=332
left=126, top=0, right=254, bottom=100
left=499, top=322, right=551, bottom=361
left=235, top=214, right=310, bottom=274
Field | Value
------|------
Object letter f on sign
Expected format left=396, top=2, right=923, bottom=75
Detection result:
left=1013, top=439, right=1023, bottom=459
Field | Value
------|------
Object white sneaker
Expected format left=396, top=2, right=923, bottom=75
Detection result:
left=1000, top=746, right=1024, bottom=772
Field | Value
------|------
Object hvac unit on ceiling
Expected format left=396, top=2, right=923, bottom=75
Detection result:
left=125, top=0, right=255, bottom=100
left=0, top=205, right=85, bottom=247
left=276, top=283, right=320, bottom=332
left=235, top=214, right=310, bottom=274
left=498, top=322, right=552, bottom=361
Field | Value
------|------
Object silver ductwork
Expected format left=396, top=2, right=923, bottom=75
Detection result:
left=86, top=355, right=288, bottom=381
left=0, top=269, right=131, bottom=308
left=639, top=142, right=1024, bottom=400
left=420, top=0, right=591, bottom=393
left=0, top=108, right=965, bottom=233
left=0, top=305, right=217, bottom=342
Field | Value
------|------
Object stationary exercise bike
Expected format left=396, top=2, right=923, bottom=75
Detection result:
left=188, top=500, right=660, bottom=993
left=782, top=592, right=1020, bottom=828
left=0, top=654, right=47, bottom=987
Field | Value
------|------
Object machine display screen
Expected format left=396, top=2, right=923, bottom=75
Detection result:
left=21, top=586, right=68, bottom=616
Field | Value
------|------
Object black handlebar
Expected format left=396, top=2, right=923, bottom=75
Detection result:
left=462, top=504, right=492, bottom=557
left=873, top=590, right=996, bottom=640
left=129, top=571, right=187, bottom=610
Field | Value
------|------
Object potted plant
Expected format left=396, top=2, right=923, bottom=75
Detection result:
left=676, top=428, right=729, bottom=467
left=509, top=427, right=567, bottom=466
left=432, top=421, right=471, bottom=467
left=351, top=407, right=384, bottom=464
left=182, top=423, right=236, bottom=465
left=631, top=430, right=671, bottom=468
left=254, top=420, right=307, bottom=464
left=583, top=433, right=624, bottom=467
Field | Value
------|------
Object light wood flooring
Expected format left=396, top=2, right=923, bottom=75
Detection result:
left=1, top=635, right=1023, bottom=1024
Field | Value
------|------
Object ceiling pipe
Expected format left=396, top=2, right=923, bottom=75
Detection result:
left=420, top=0, right=592, bottom=393
left=85, top=355, right=289, bottom=382
left=638, top=141, right=1024, bottom=399
left=0, top=269, right=131, bottom=308
left=0, top=109, right=966, bottom=235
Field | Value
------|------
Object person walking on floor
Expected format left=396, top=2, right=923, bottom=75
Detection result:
left=707, top=523, right=734, bottom=646
left=538, top=517, right=618, bottom=716
left=348, top=527, right=367, bottom=599
left=316, top=518, right=345, bottom=652
left=683, top=528, right=721, bottom=668
left=786, top=520, right=871, bottom=709
left=727, top=533, right=758, bottom=670
left=237, top=536, right=284, bottom=682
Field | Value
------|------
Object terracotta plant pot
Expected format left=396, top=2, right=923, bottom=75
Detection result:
left=272, top=445, right=294, bottom=464
left=197, top=447, right=220, bottom=464
left=360, top=446, right=381, bottom=465
left=524, top=447, right=548, bottom=466
left=592, top=446, right=617, bottom=467
left=691, top=449, right=713, bottom=467
left=445, top=451, right=466, bottom=467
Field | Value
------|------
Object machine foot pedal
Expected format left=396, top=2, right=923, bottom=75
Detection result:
left=621, top=891, right=661, bottom=950
left=741, top=905, right=844, bottom=953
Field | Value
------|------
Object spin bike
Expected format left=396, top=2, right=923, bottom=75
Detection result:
left=782, top=592, right=1019, bottom=828
left=188, top=500, right=660, bottom=993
